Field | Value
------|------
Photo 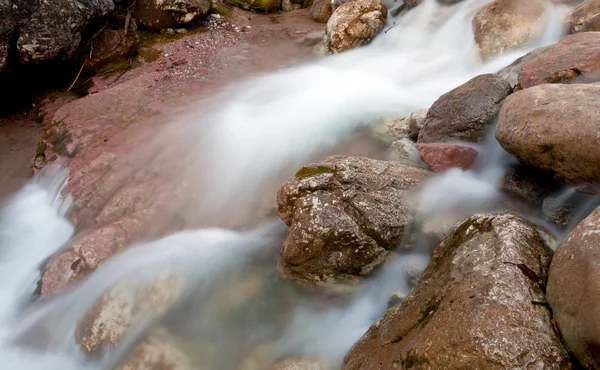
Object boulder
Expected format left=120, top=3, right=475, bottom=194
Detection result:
left=547, top=206, right=600, bottom=368
left=498, top=45, right=550, bottom=87
left=567, top=0, right=600, bottom=33
left=343, top=212, right=572, bottom=370
left=472, top=0, right=546, bottom=60
left=517, top=32, right=600, bottom=89
left=225, top=0, right=281, bottom=12
left=310, top=0, right=333, bottom=22
left=496, top=83, right=600, bottom=184
left=369, top=114, right=411, bottom=145
left=134, top=0, right=212, bottom=30
left=0, top=0, right=114, bottom=71
left=418, top=74, right=512, bottom=143
left=407, top=109, right=427, bottom=140
left=324, top=0, right=387, bottom=53
left=415, top=143, right=478, bottom=172
left=385, top=138, right=421, bottom=163
left=276, top=155, right=430, bottom=287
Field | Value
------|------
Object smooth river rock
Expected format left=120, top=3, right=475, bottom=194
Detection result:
left=547, top=205, right=600, bottom=368
left=134, top=0, right=212, bottom=30
left=567, top=0, right=600, bottom=33
left=472, top=0, right=546, bottom=60
left=418, top=74, right=512, bottom=143
left=517, top=32, right=600, bottom=89
left=496, top=83, right=600, bottom=184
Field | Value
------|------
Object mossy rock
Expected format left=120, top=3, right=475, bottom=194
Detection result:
left=225, top=0, right=281, bottom=12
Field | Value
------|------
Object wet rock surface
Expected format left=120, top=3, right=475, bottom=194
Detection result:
left=547, top=205, right=600, bottom=369
left=276, top=155, right=430, bottom=287
left=472, top=0, right=546, bottom=60
left=343, top=212, right=572, bottom=370
left=496, top=83, right=600, bottom=184
left=324, top=0, right=387, bottom=53
left=517, top=32, right=600, bottom=89
left=37, top=10, right=324, bottom=295
left=418, top=74, right=512, bottom=144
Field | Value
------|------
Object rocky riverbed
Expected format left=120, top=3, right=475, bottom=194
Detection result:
left=2, top=0, right=600, bottom=369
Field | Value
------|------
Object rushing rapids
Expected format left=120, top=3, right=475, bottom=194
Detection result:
left=0, top=0, right=577, bottom=368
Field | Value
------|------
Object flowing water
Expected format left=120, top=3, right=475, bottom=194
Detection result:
left=0, top=0, right=573, bottom=368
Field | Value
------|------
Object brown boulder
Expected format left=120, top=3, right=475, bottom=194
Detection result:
left=343, top=212, right=572, bottom=370
left=497, top=45, right=550, bottom=87
left=472, top=0, right=546, bottom=60
left=276, top=155, right=430, bottom=287
left=310, top=0, right=333, bottom=23
left=567, top=0, right=600, bottom=33
left=324, top=0, right=387, bottom=53
left=418, top=74, right=512, bottom=143
left=517, top=32, right=600, bottom=89
left=134, top=0, right=212, bottom=30
left=496, top=83, right=600, bottom=184
left=547, top=206, right=600, bottom=368
left=416, top=143, right=478, bottom=172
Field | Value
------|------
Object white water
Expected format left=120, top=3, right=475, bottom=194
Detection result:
left=0, top=0, right=570, bottom=368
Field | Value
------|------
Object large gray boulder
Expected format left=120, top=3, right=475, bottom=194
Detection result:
left=0, top=0, right=114, bottom=71
left=276, top=156, right=430, bottom=288
left=343, top=212, right=572, bottom=369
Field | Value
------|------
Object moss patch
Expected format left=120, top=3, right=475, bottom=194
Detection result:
left=295, top=165, right=338, bottom=179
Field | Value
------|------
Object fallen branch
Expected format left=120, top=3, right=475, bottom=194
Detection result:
left=124, top=8, right=131, bottom=36
left=66, top=50, right=90, bottom=92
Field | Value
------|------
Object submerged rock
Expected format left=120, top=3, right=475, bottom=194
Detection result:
left=0, top=0, right=114, bottom=71
left=324, top=0, right=387, bottom=53
left=386, top=138, right=421, bottom=163
left=369, top=114, right=411, bottom=145
left=415, top=143, right=478, bottom=172
left=269, top=356, right=332, bottom=370
left=496, top=83, right=600, bottom=184
left=501, top=166, right=561, bottom=207
left=567, top=0, right=600, bottom=33
left=472, top=0, right=546, bottom=60
left=547, top=205, right=600, bottom=368
left=407, top=109, right=427, bottom=140
left=343, top=212, right=572, bottom=369
left=276, top=155, right=430, bottom=288
left=134, top=0, right=212, bottom=30
left=517, top=32, right=600, bottom=89
left=418, top=74, right=512, bottom=143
